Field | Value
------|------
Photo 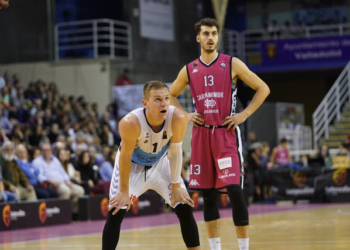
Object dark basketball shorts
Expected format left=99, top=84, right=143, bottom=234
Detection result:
left=189, top=126, right=244, bottom=191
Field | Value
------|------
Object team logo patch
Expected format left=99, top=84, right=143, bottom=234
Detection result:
left=193, top=61, right=198, bottom=67
left=162, top=131, right=167, bottom=139
left=220, top=62, right=226, bottom=69
left=145, top=132, right=149, bottom=138
left=144, top=140, right=148, bottom=143
left=204, top=99, right=216, bottom=108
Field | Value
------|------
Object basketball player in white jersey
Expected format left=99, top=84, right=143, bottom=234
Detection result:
left=102, top=81, right=201, bottom=250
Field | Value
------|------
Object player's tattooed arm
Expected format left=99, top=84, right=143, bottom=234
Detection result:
left=109, top=114, right=140, bottom=215
left=170, top=66, right=204, bottom=127
left=222, top=57, right=270, bottom=130
left=168, top=109, right=194, bottom=207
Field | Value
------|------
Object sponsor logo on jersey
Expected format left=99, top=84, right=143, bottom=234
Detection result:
left=190, top=179, right=200, bottom=186
left=197, top=92, right=224, bottom=101
left=223, top=169, right=229, bottom=175
left=220, top=62, right=226, bottom=69
left=204, top=99, right=216, bottom=108
left=162, top=131, right=167, bottom=139
left=137, top=154, right=157, bottom=163
left=192, top=69, right=198, bottom=73
left=193, top=61, right=198, bottom=67
left=218, top=157, right=232, bottom=170
left=145, top=132, right=150, bottom=138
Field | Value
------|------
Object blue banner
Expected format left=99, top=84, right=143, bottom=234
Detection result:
left=262, top=36, right=350, bottom=66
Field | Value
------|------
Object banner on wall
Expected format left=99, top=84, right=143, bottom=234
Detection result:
left=113, top=84, right=171, bottom=117
left=139, top=0, right=174, bottom=41
left=262, top=36, right=350, bottom=66
left=269, top=168, right=322, bottom=199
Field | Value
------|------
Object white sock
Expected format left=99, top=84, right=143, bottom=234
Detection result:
left=238, top=238, right=249, bottom=250
left=209, top=237, right=221, bottom=250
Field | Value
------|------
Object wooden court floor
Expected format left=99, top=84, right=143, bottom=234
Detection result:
left=1, top=204, right=349, bottom=250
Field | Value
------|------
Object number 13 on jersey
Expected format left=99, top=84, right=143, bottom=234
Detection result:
left=204, top=75, right=214, bottom=86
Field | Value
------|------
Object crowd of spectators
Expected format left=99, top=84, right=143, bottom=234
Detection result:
left=243, top=131, right=350, bottom=202
left=0, top=70, right=121, bottom=219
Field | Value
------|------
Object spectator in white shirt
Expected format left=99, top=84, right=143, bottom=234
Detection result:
left=32, top=143, right=84, bottom=214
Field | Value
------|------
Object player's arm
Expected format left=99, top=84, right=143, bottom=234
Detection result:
left=109, top=113, right=140, bottom=214
left=170, top=66, right=204, bottom=126
left=168, top=109, right=194, bottom=207
left=222, top=57, right=270, bottom=130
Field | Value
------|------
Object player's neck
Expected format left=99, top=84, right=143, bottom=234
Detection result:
left=145, top=109, right=165, bottom=132
left=200, top=50, right=218, bottom=64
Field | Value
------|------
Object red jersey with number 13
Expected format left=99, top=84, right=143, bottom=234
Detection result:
left=187, top=54, right=237, bottom=126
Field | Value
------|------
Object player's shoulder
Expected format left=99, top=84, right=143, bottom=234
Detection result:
left=171, top=108, right=188, bottom=125
left=119, top=113, right=141, bottom=135
left=187, top=57, right=200, bottom=69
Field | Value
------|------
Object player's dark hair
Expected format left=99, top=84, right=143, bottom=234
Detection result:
left=280, top=138, right=288, bottom=144
left=143, top=80, right=168, bottom=100
left=194, top=18, right=220, bottom=34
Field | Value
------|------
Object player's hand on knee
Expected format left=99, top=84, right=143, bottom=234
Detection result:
left=222, top=112, right=248, bottom=130
left=109, top=191, right=131, bottom=215
left=171, top=185, right=194, bottom=208
left=187, top=113, right=204, bottom=127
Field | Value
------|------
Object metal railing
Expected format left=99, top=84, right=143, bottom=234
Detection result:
left=55, top=19, right=132, bottom=61
left=312, top=61, right=350, bottom=149
left=222, top=29, right=241, bottom=58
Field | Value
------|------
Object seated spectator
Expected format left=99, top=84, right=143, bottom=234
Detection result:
left=16, top=144, right=58, bottom=199
left=43, top=108, right=56, bottom=129
left=280, top=21, right=295, bottom=39
left=71, top=134, right=88, bottom=153
left=268, top=20, right=280, bottom=40
left=32, top=143, right=84, bottom=214
left=99, top=124, right=114, bottom=147
left=29, top=125, right=48, bottom=147
left=0, top=141, right=37, bottom=201
left=270, top=138, right=292, bottom=167
left=294, top=21, right=306, bottom=37
left=0, top=164, right=18, bottom=202
left=11, top=124, right=24, bottom=142
left=115, top=68, right=132, bottom=86
left=0, top=105, right=13, bottom=134
left=77, top=151, right=99, bottom=194
left=99, top=147, right=118, bottom=180
left=57, top=148, right=80, bottom=184
left=47, top=123, right=59, bottom=143
left=337, top=142, right=349, bottom=156
left=28, top=111, right=43, bottom=130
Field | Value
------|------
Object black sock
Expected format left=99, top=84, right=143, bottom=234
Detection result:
left=102, top=208, right=126, bottom=250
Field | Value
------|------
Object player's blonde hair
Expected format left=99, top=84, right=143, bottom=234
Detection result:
left=143, top=80, right=169, bottom=100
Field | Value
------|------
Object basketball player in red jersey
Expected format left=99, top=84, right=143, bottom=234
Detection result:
left=170, top=18, right=270, bottom=250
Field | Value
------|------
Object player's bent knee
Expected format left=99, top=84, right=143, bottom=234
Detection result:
left=202, top=190, right=220, bottom=222
left=175, top=204, right=200, bottom=248
left=226, top=185, right=249, bottom=226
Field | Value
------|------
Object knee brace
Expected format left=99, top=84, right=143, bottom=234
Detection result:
left=226, top=185, right=249, bottom=226
left=175, top=204, right=200, bottom=248
left=102, top=208, right=126, bottom=250
left=202, top=190, right=220, bottom=222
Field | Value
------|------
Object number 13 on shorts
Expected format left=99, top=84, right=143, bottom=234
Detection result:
left=190, top=164, right=201, bottom=175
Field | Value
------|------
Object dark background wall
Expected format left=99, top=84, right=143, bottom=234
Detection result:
left=0, top=0, right=52, bottom=63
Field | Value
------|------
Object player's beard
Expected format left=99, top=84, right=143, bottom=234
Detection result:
left=202, top=43, right=217, bottom=53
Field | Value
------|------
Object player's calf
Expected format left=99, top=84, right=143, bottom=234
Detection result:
left=175, top=204, right=200, bottom=249
left=102, top=208, right=126, bottom=250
